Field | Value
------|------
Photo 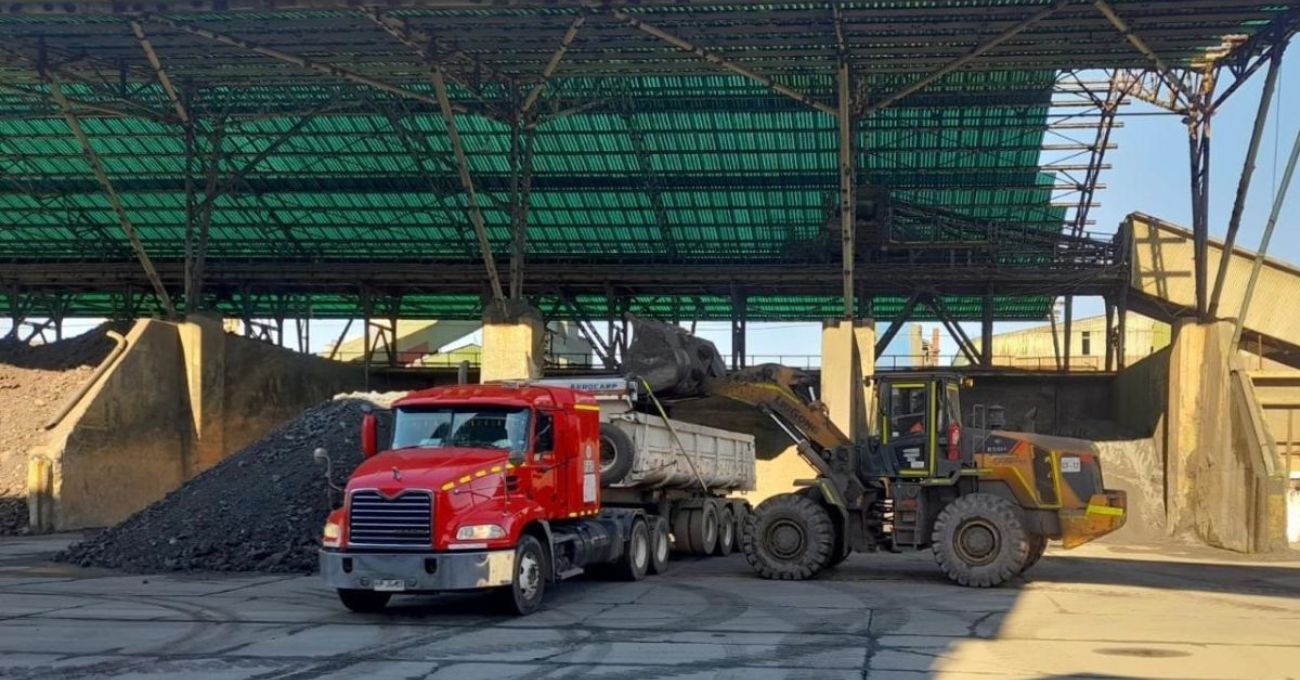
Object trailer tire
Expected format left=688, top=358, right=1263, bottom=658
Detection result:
left=931, top=493, right=1030, bottom=588
left=742, top=493, right=833, bottom=580
left=599, top=424, right=636, bottom=485
left=648, top=516, right=671, bottom=574
left=671, top=508, right=692, bottom=554
left=496, top=534, right=547, bottom=615
left=617, top=519, right=651, bottom=581
left=337, top=589, right=390, bottom=613
left=713, top=506, right=735, bottom=556
left=1020, top=535, right=1048, bottom=573
left=687, top=505, right=718, bottom=555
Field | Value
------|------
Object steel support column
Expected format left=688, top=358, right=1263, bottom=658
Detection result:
left=1186, top=73, right=1216, bottom=319
left=130, top=21, right=189, bottom=125
left=431, top=66, right=507, bottom=307
left=1062, top=295, right=1074, bottom=371
left=1104, top=297, right=1116, bottom=372
left=47, top=75, right=176, bottom=318
left=507, top=118, right=536, bottom=300
left=836, top=27, right=856, bottom=319
left=1209, top=43, right=1286, bottom=318
left=731, top=286, right=747, bottom=369
left=980, top=291, right=994, bottom=366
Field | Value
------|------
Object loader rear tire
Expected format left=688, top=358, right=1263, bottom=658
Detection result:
left=1020, top=535, right=1048, bottom=573
left=599, top=424, right=635, bottom=485
left=931, top=493, right=1029, bottom=588
left=742, top=493, right=833, bottom=580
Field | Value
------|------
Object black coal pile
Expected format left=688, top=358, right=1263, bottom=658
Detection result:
left=0, top=498, right=26, bottom=535
left=57, top=393, right=397, bottom=573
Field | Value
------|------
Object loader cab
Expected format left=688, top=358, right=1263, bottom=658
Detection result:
left=876, top=374, right=966, bottom=481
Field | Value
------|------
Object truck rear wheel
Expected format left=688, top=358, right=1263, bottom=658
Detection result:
left=713, top=506, right=735, bottom=556
left=687, top=505, right=718, bottom=555
left=648, top=516, right=671, bottom=574
left=599, top=424, right=635, bottom=485
left=1020, top=535, right=1048, bottom=573
left=617, top=519, right=651, bottom=581
left=337, top=589, right=391, bottom=613
left=742, top=493, right=833, bottom=580
left=931, top=493, right=1030, bottom=588
left=496, top=534, right=547, bottom=615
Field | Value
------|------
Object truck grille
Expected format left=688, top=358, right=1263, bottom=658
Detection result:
left=347, top=490, right=433, bottom=548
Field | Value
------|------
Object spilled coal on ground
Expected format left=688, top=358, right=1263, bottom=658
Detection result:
left=57, top=393, right=399, bottom=574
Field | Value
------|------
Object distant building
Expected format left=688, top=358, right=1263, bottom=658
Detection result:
left=958, top=313, right=1170, bottom=371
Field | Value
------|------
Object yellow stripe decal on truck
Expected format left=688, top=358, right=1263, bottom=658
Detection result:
left=1086, top=504, right=1125, bottom=517
left=574, top=404, right=601, bottom=411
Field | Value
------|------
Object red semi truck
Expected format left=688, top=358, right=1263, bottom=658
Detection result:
left=319, top=380, right=754, bottom=614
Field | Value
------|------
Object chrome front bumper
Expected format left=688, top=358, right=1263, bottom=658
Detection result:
left=319, top=549, right=515, bottom=592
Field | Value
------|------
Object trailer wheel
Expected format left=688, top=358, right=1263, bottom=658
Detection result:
left=742, top=493, right=833, bottom=580
left=713, top=506, right=735, bottom=556
left=495, top=534, right=547, bottom=615
left=617, top=519, right=651, bottom=581
left=648, top=516, right=671, bottom=574
left=599, top=424, right=635, bottom=485
left=1020, top=535, right=1048, bottom=573
left=671, top=508, right=692, bottom=554
left=931, top=493, right=1030, bottom=588
left=687, top=504, right=718, bottom=555
left=337, top=589, right=390, bottom=613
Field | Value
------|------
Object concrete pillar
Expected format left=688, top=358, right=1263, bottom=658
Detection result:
left=820, top=319, right=876, bottom=441
left=1165, top=318, right=1288, bottom=551
left=178, top=313, right=227, bottom=476
left=480, top=300, right=545, bottom=383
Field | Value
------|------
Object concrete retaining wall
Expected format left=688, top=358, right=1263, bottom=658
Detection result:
left=30, top=318, right=366, bottom=530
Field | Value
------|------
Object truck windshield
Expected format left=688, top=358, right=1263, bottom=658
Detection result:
left=391, top=406, right=531, bottom=453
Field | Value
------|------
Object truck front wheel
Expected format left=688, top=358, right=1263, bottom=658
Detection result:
left=337, top=589, right=391, bottom=613
left=742, top=493, right=834, bottom=580
left=496, top=534, right=547, bottom=615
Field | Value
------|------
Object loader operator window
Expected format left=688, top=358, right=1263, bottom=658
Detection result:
left=889, top=385, right=928, bottom=438
left=391, top=406, right=531, bottom=454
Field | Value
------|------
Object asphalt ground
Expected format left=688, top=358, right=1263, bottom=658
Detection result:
left=0, top=534, right=1297, bottom=680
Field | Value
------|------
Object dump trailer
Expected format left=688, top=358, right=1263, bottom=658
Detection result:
left=318, top=381, right=754, bottom=615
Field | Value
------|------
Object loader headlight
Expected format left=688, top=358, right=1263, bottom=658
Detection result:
left=456, top=524, right=506, bottom=540
left=322, top=521, right=342, bottom=547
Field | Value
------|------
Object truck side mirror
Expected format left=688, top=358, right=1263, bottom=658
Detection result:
left=507, top=447, right=526, bottom=468
left=361, top=413, right=378, bottom=459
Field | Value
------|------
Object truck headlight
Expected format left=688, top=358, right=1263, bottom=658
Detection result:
left=456, top=524, right=506, bottom=540
left=323, top=521, right=342, bottom=547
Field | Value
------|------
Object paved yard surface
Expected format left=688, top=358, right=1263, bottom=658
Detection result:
left=0, top=535, right=1297, bottom=679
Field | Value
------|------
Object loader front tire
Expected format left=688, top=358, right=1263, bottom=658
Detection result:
left=931, top=493, right=1029, bottom=588
left=1020, top=535, right=1048, bottom=573
left=742, top=493, right=833, bottom=580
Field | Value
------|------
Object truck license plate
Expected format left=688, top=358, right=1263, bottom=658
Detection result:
left=372, top=579, right=406, bottom=592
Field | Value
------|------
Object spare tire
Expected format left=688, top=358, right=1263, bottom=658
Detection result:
left=599, top=423, right=635, bottom=485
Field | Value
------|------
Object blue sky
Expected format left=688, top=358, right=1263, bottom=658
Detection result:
left=12, top=54, right=1300, bottom=362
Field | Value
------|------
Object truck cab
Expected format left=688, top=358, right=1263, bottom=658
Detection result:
left=319, top=384, right=655, bottom=615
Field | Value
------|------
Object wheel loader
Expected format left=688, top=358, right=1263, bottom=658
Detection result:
left=704, top=365, right=1127, bottom=586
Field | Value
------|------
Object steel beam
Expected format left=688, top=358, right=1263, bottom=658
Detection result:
left=1232, top=129, right=1300, bottom=350
left=1062, top=295, right=1073, bottom=371
left=980, top=291, right=994, bottom=366
left=508, top=118, right=537, bottom=299
left=1186, top=68, right=1216, bottom=319
left=130, top=21, right=189, bottom=125
left=1209, top=43, right=1284, bottom=318
left=611, top=10, right=836, bottom=116
left=362, top=8, right=514, bottom=91
left=431, top=66, right=506, bottom=307
left=874, top=292, right=921, bottom=359
left=46, top=74, right=175, bottom=318
left=621, top=93, right=677, bottom=261
left=148, top=15, right=473, bottom=115
left=1093, top=0, right=1193, bottom=107
left=521, top=16, right=585, bottom=117
left=866, top=0, right=1075, bottom=114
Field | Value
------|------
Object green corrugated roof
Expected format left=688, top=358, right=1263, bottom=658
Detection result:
left=0, top=2, right=1290, bottom=322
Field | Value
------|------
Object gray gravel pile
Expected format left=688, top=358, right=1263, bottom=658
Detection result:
left=57, top=392, right=402, bottom=573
